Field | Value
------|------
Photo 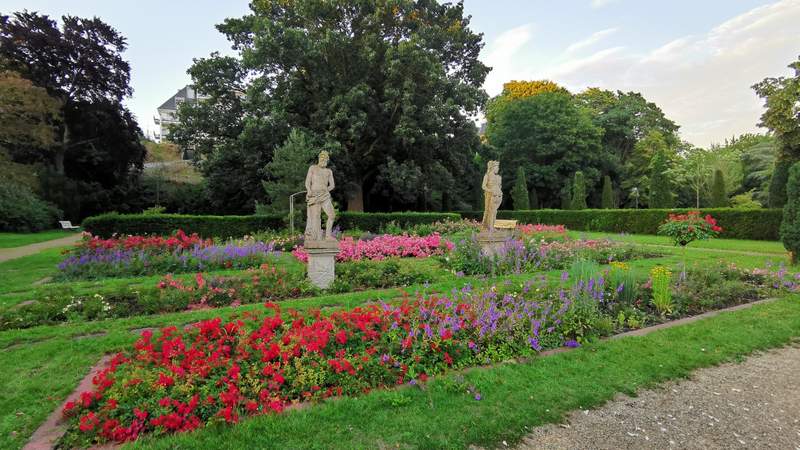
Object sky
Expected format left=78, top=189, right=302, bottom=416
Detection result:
left=3, top=0, right=799, bottom=147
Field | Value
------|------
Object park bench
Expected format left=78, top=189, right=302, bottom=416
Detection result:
left=59, top=220, right=80, bottom=230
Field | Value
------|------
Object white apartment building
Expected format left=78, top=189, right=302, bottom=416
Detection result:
left=154, top=86, right=208, bottom=143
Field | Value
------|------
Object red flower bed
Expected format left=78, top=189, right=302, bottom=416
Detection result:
left=59, top=286, right=568, bottom=446
left=82, top=229, right=209, bottom=251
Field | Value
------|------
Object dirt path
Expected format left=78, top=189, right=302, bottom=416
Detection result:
left=516, top=345, right=800, bottom=450
left=0, top=234, right=81, bottom=263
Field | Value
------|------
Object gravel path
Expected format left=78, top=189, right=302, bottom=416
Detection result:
left=0, top=234, right=81, bottom=263
left=517, top=345, right=800, bottom=450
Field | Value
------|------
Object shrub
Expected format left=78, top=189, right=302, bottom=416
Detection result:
left=649, top=148, right=673, bottom=208
left=570, top=171, right=587, bottom=210
left=0, top=178, right=61, bottom=232
left=601, top=175, right=614, bottom=209
left=711, top=169, right=727, bottom=207
left=780, top=162, right=800, bottom=263
left=657, top=211, right=722, bottom=247
left=511, top=167, right=530, bottom=210
left=769, top=158, right=791, bottom=208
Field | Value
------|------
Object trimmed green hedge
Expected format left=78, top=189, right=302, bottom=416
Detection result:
left=336, top=212, right=460, bottom=232
left=82, top=212, right=460, bottom=238
left=82, top=213, right=286, bottom=238
left=457, top=208, right=782, bottom=241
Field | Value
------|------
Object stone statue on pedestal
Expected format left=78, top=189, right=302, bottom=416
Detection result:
left=481, top=161, right=502, bottom=232
left=305, top=151, right=336, bottom=241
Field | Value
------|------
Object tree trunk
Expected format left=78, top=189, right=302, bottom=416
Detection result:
left=55, top=122, right=70, bottom=175
left=347, top=183, right=364, bottom=212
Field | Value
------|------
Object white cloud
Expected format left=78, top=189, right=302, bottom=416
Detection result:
left=591, top=0, right=619, bottom=8
left=484, top=0, right=800, bottom=147
left=482, top=24, right=535, bottom=95
left=565, top=28, right=619, bottom=54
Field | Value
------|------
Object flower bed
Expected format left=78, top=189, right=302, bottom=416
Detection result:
left=292, top=233, right=453, bottom=263
left=517, top=223, right=568, bottom=240
left=57, top=231, right=281, bottom=280
left=444, top=234, right=648, bottom=276
left=1, top=258, right=443, bottom=331
left=57, top=260, right=797, bottom=446
left=59, top=282, right=571, bottom=446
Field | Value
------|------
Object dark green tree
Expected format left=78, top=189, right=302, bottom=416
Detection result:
left=753, top=56, right=800, bottom=160
left=576, top=88, right=679, bottom=205
left=710, top=168, right=727, bottom=207
left=769, top=158, right=791, bottom=208
left=529, top=186, right=538, bottom=209
left=262, top=129, right=319, bottom=213
left=649, top=149, right=673, bottom=208
left=181, top=0, right=489, bottom=212
left=570, top=171, right=587, bottom=210
left=511, top=167, right=530, bottom=210
left=780, top=162, right=800, bottom=263
left=601, top=175, right=614, bottom=209
left=0, top=11, right=145, bottom=218
left=486, top=92, right=603, bottom=208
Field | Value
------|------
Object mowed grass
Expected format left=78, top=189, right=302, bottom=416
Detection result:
left=574, top=230, right=788, bottom=256
left=0, top=230, right=78, bottom=249
left=0, top=232, right=796, bottom=449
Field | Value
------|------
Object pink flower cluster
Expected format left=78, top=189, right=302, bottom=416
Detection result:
left=518, top=224, right=567, bottom=236
left=292, top=233, right=454, bottom=262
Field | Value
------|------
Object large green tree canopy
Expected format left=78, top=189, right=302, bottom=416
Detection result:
left=0, top=11, right=145, bottom=218
left=485, top=91, right=604, bottom=208
left=175, top=0, right=489, bottom=212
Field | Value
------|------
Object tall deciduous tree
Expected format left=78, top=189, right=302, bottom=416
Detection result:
left=0, top=70, right=61, bottom=149
left=753, top=56, right=800, bottom=159
left=710, top=169, right=727, bottom=207
left=486, top=92, right=603, bottom=208
left=0, top=11, right=145, bottom=218
left=186, top=0, right=489, bottom=212
left=511, top=167, right=530, bottom=210
left=0, top=11, right=136, bottom=174
left=576, top=88, right=679, bottom=205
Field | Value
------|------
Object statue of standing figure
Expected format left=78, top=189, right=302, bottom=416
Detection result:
left=481, top=161, right=502, bottom=232
left=305, top=151, right=336, bottom=241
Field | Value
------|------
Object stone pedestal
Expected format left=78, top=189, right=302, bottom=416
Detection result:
left=305, top=239, right=339, bottom=289
left=477, top=229, right=514, bottom=258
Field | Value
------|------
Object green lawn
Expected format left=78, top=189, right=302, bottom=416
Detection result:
left=574, top=230, right=788, bottom=255
left=0, top=230, right=78, bottom=249
left=0, top=232, right=796, bottom=449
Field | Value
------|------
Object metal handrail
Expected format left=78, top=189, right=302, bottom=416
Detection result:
left=289, top=191, right=307, bottom=235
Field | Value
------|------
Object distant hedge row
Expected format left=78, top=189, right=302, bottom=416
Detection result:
left=82, top=212, right=459, bottom=238
left=457, top=208, right=782, bottom=241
